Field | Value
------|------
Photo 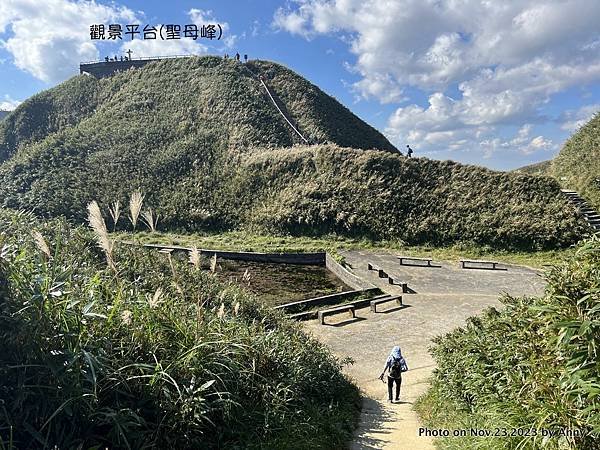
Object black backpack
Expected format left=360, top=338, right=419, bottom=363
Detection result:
left=390, top=356, right=408, bottom=378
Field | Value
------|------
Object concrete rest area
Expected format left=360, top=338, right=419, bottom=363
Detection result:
left=305, top=249, right=545, bottom=449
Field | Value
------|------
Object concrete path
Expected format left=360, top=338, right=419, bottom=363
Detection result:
left=304, top=250, right=545, bottom=450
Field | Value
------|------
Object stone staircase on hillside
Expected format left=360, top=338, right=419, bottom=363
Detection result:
left=561, top=189, right=600, bottom=231
left=258, top=76, right=310, bottom=144
left=242, top=63, right=311, bottom=145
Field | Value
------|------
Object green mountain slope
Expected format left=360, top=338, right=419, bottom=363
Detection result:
left=0, top=56, right=395, bottom=164
left=0, top=56, right=587, bottom=249
left=0, top=76, right=100, bottom=161
left=551, top=112, right=600, bottom=211
left=512, top=159, right=551, bottom=176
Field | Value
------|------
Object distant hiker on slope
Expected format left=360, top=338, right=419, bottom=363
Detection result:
left=379, top=346, right=408, bottom=403
left=406, top=145, right=414, bottom=158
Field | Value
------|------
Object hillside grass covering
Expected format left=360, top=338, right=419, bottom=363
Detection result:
left=1, top=143, right=585, bottom=250
left=415, top=234, right=600, bottom=450
left=225, top=146, right=584, bottom=249
left=552, top=112, right=600, bottom=211
left=513, top=160, right=552, bottom=176
left=0, top=208, right=360, bottom=449
left=0, top=56, right=586, bottom=250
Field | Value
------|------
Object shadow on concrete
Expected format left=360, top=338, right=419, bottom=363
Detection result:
left=377, top=304, right=412, bottom=314
left=351, top=396, right=395, bottom=450
left=327, top=316, right=368, bottom=327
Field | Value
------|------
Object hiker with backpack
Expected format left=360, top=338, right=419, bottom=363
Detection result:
left=379, top=346, right=408, bottom=403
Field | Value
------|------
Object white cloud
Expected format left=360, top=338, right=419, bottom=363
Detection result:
left=0, top=3, right=235, bottom=82
left=188, top=8, right=235, bottom=49
left=121, top=35, right=207, bottom=59
left=275, top=0, right=600, bottom=159
left=1, top=0, right=137, bottom=83
left=560, top=103, right=600, bottom=132
left=0, top=95, right=21, bottom=111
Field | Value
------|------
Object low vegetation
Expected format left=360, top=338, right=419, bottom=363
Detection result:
left=0, top=208, right=360, bottom=449
left=416, top=234, right=600, bottom=450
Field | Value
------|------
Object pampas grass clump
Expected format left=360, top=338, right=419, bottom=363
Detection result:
left=141, top=208, right=158, bottom=232
left=87, top=200, right=115, bottom=270
left=129, top=191, right=144, bottom=231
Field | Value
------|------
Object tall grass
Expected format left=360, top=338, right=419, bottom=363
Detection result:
left=31, top=230, right=51, bottom=259
left=141, top=208, right=158, bottom=232
left=108, top=200, right=121, bottom=231
left=0, top=208, right=360, bottom=449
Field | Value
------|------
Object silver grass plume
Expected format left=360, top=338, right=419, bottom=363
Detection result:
left=108, top=200, right=121, bottom=232
left=129, top=191, right=144, bottom=231
left=210, top=254, right=217, bottom=274
left=31, top=231, right=51, bottom=259
left=141, top=208, right=158, bottom=232
left=189, top=246, right=201, bottom=269
left=87, top=201, right=115, bottom=270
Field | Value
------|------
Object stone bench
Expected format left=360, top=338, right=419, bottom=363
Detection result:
left=370, top=295, right=402, bottom=313
left=318, top=304, right=356, bottom=325
left=398, top=256, right=437, bottom=267
left=460, top=259, right=506, bottom=270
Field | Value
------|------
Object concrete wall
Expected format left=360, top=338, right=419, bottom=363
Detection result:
left=138, top=242, right=326, bottom=265
left=325, top=253, right=377, bottom=290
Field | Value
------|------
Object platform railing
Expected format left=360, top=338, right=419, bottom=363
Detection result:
left=80, top=54, right=199, bottom=65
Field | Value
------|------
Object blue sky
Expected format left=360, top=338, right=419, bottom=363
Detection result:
left=1, top=0, right=600, bottom=170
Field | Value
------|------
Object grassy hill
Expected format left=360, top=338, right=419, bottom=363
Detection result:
left=0, top=56, right=587, bottom=249
left=551, top=112, right=600, bottom=211
left=512, top=159, right=552, bottom=176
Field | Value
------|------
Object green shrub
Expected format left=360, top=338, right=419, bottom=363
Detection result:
left=418, top=234, right=600, bottom=449
left=0, top=209, right=360, bottom=449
